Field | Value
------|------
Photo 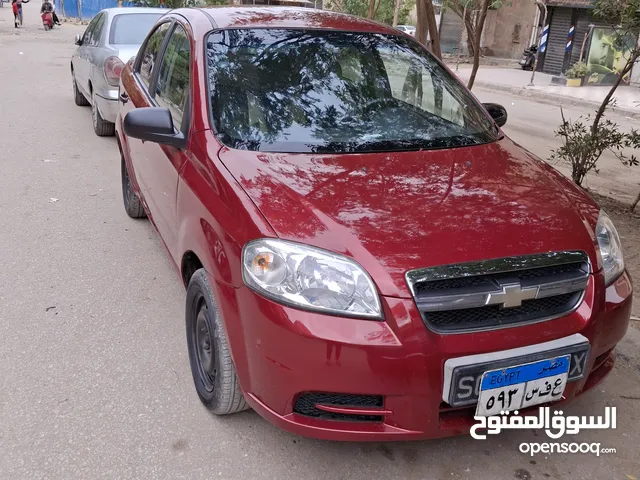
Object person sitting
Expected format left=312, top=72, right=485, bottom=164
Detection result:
left=50, top=0, right=61, bottom=25
left=41, top=0, right=53, bottom=14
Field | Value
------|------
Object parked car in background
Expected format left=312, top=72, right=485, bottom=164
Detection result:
left=396, top=24, right=416, bottom=36
left=71, top=7, right=167, bottom=136
left=116, top=7, right=632, bottom=442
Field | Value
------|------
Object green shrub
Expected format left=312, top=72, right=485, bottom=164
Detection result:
left=565, top=61, right=588, bottom=79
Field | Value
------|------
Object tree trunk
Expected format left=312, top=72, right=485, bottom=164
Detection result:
left=368, top=0, right=376, bottom=19
left=591, top=52, right=639, bottom=134
left=424, top=0, right=442, bottom=59
left=392, top=0, right=402, bottom=27
left=631, top=189, right=640, bottom=212
left=415, top=0, right=428, bottom=45
left=466, top=0, right=490, bottom=90
left=464, top=10, right=475, bottom=58
left=374, top=0, right=382, bottom=17
left=465, top=24, right=475, bottom=57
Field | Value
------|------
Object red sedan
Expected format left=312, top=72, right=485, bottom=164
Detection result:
left=115, top=7, right=632, bottom=441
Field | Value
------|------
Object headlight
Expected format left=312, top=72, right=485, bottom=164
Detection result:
left=595, top=210, right=625, bottom=285
left=242, top=239, right=382, bottom=319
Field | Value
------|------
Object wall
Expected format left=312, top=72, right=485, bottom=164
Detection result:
left=482, top=0, right=537, bottom=59
left=55, top=0, right=137, bottom=20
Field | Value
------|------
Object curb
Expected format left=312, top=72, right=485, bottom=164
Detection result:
left=472, top=80, right=640, bottom=120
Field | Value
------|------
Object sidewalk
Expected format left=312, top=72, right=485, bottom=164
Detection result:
left=452, top=65, right=640, bottom=117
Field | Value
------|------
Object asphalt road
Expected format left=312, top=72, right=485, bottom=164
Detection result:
left=1, top=6, right=639, bottom=479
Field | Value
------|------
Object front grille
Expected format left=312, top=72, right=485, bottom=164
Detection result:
left=406, top=252, right=590, bottom=333
left=424, top=292, right=579, bottom=331
left=413, top=262, right=587, bottom=294
left=293, top=392, right=384, bottom=422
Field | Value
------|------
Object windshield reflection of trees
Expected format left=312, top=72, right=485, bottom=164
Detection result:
left=206, top=29, right=494, bottom=153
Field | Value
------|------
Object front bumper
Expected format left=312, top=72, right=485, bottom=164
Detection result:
left=216, top=270, right=632, bottom=441
left=95, top=89, right=118, bottom=124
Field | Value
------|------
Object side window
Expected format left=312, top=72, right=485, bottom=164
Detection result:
left=88, top=13, right=105, bottom=46
left=138, top=22, right=172, bottom=92
left=155, top=25, right=191, bottom=130
left=81, top=15, right=99, bottom=45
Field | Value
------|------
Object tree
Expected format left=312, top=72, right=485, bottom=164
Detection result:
left=332, top=0, right=415, bottom=26
left=392, top=0, right=402, bottom=26
left=550, top=0, right=640, bottom=211
left=445, top=0, right=502, bottom=89
left=415, top=0, right=442, bottom=58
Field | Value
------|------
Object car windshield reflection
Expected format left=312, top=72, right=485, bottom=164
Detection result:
left=206, top=28, right=498, bottom=154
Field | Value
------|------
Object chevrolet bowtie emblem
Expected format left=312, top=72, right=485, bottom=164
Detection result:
left=486, top=282, right=538, bottom=308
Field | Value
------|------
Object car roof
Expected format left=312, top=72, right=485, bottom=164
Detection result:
left=101, top=7, right=169, bottom=16
left=184, top=6, right=402, bottom=36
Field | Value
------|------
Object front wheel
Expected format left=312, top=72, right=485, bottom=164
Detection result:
left=186, top=269, right=249, bottom=415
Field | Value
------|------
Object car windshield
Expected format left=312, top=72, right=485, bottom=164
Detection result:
left=206, top=28, right=498, bottom=154
left=109, top=13, right=163, bottom=45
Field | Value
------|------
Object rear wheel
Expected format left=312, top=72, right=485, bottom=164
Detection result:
left=72, top=73, right=89, bottom=106
left=91, top=91, right=115, bottom=137
left=186, top=269, right=249, bottom=415
left=121, top=154, right=146, bottom=219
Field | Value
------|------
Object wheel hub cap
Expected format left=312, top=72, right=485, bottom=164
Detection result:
left=195, top=306, right=216, bottom=391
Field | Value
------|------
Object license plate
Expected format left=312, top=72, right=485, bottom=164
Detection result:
left=475, top=355, right=570, bottom=417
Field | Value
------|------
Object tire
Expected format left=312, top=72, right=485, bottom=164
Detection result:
left=92, top=92, right=115, bottom=137
left=121, top=154, right=146, bottom=219
left=72, top=73, right=89, bottom=106
left=186, top=269, right=249, bottom=415
left=43, top=24, right=49, bottom=31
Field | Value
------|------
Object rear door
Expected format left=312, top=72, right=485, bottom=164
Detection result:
left=86, top=12, right=108, bottom=99
left=72, top=15, right=98, bottom=94
left=76, top=12, right=106, bottom=95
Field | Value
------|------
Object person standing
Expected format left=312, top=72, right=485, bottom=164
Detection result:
left=12, top=0, right=29, bottom=27
left=12, top=0, right=20, bottom=27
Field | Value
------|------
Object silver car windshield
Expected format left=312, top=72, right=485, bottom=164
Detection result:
left=109, top=13, right=163, bottom=45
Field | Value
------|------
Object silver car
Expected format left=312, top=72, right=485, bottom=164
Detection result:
left=396, top=24, right=416, bottom=36
left=71, top=7, right=167, bottom=136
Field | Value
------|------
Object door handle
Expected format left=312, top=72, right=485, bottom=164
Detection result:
left=119, top=92, right=129, bottom=104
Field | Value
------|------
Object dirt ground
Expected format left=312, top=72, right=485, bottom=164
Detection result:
left=589, top=191, right=640, bottom=324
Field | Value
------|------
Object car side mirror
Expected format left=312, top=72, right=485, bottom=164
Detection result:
left=482, top=103, right=508, bottom=127
left=123, top=107, right=187, bottom=150
left=75, top=34, right=83, bottom=46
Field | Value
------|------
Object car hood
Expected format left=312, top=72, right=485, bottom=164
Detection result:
left=218, top=138, right=600, bottom=298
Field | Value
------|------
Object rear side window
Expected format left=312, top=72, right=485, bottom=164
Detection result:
left=109, top=13, right=163, bottom=45
left=88, top=13, right=106, bottom=46
left=138, top=22, right=171, bottom=91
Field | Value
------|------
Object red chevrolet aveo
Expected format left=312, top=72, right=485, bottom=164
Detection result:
left=115, top=7, right=632, bottom=440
